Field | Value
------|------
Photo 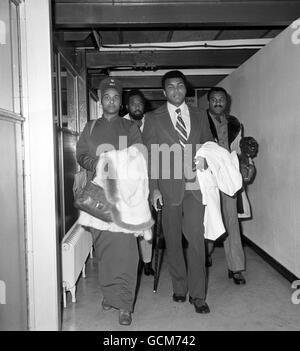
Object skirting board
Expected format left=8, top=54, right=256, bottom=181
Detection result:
left=242, top=235, right=299, bottom=283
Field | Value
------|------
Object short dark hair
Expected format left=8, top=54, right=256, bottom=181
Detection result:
left=125, top=89, right=145, bottom=106
left=161, top=70, right=187, bottom=90
left=240, top=136, right=259, bottom=158
left=207, top=87, right=228, bottom=101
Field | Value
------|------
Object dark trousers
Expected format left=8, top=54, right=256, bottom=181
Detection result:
left=162, top=190, right=207, bottom=300
left=92, top=230, right=139, bottom=312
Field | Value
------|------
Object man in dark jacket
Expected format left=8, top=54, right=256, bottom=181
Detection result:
left=124, top=89, right=155, bottom=276
left=206, top=86, right=246, bottom=285
left=76, top=77, right=142, bottom=326
left=143, top=70, right=213, bottom=313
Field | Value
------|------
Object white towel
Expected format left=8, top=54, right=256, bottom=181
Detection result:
left=196, top=168, right=225, bottom=240
left=196, top=142, right=242, bottom=240
left=196, top=142, right=242, bottom=196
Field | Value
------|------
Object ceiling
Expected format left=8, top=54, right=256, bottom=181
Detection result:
left=53, top=0, right=300, bottom=98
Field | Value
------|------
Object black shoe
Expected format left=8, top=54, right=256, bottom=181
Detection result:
left=228, top=270, right=246, bottom=285
left=172, top=293, right=186, bottom=303
left=205, top=254, right=212, bottom=267
left=119, top=309, right=132, bottom=326
left=144, top=262, right=155, bottom=276
left=101, top=299, right=112, bottom=311
left=189, top=296, right=210, bottom=314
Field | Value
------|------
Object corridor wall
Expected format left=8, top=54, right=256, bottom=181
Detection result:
left=200, top=21, right=300, bottom=277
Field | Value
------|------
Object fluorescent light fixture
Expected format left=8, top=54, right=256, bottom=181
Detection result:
left=110, top=68, right=235, bottom=76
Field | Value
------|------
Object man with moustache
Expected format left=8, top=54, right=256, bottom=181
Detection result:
left=76, top=77, right=142, bottom=325
left=143, top=70, right=213, bottom=314
left=206, top=86, right=246, bottom=285
left=124, top=89, right=155, bottom=276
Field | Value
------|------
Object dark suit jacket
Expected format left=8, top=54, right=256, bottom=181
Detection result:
left=206, top=110, right=242, bottom=149
left=142, top=103, right=213, bottom=206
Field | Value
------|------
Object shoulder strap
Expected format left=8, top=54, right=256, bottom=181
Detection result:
left=89, top=119, right=97, bottom=136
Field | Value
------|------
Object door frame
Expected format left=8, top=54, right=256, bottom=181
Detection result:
left=21, top=0, right=60, bottom=330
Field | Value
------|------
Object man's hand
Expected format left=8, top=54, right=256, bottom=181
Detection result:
left=151, top=189, right=163, bottom=211
left=194, top=156, right=208, bottom=172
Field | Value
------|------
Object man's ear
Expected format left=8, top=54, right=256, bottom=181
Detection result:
left=163, top=90, right=166, bottom=98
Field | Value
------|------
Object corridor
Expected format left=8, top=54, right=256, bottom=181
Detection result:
left=62, top=246, right=300, bottom=331
left=2, top=0, right=300, bottom=331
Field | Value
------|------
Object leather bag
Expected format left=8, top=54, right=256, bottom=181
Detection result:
left=74, top=180, right=114, bottom=222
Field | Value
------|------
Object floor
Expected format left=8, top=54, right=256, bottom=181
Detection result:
left=62, top=246, right=300, bottom=331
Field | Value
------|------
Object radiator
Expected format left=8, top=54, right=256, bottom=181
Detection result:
left=62, top=220, right=93, bottom=308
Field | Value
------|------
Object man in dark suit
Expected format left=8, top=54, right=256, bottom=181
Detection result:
left=124, top=89, right=155, bottom=276
left=206, top=86, right=246, bottom=285
left=142, top=71, right=213, bottom=313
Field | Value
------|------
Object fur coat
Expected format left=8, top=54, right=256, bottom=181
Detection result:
left=78, top=146, right=153, bottom=239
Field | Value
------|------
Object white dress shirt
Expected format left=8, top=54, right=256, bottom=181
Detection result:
left=167, top=101, right=191, bottom=139
left=123, top=113, right=145, bottom=132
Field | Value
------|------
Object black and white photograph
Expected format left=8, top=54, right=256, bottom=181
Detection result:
left=0, top=0, right=300, bottom=335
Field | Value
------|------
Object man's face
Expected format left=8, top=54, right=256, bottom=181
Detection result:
left=164, top=77, right=186, bottom=107
left=208, top=91, right=227, bottom=116
left=128, top=95, right=144, bottom=121
left=101, top=88, right=121, bottom=115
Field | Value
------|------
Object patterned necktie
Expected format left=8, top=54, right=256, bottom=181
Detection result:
left=136, top=119, right=143, bottom=129
left=175, top=108, right=187, bottom=147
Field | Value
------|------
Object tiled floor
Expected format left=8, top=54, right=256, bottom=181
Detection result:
left=62, top=246, right=300, bottom=331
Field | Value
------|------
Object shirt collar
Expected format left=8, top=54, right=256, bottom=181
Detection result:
left=167, top=101, right=188, bottom=116
left=100, top=114, right=119, bottom=122
left=208, top=110, right=227, bottom=124
left=128, top=114, right=145, bottom=122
